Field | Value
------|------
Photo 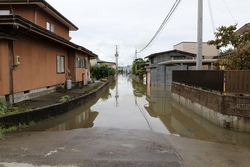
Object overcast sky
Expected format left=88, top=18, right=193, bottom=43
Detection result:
left=46, top=0, right=250, bottom=66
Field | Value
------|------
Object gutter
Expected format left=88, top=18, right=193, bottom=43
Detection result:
left=0, top=15, right=95, bottom=56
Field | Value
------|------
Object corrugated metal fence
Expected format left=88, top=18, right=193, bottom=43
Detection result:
left=172, top=70, right=250, bottom=94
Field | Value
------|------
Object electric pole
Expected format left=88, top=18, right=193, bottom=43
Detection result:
left=196, top=0, right=203, bottom=70
left=135, top=48, right=137, bottom=60
left=114, top=45, right=119, bottom=107
left=115, top=45, right=119, bottom=76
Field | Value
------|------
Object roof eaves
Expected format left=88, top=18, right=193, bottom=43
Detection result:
left=0, top=15, right=78, bottom=49
left=0, top=0, right=78, bottom=31
left=76, top=45, right=98, bottom=59
left=145, top=49, right=196, bottom=58
left=0, top=15, right=100, bottom=60
left=236, top=23, right=250, bottom=34
left=0, top=32, right=18, bottom=41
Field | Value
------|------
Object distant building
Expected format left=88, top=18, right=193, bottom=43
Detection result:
left=144, top=50, right=196, bottom=86
left=90, top=58, right=117, bottom=69
left=173, top=42, right=219, bottom=59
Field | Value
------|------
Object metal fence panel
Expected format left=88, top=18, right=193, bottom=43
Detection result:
left=172, top=70, right=224, bottom=92
left=225, top=71, right=250, bottom=94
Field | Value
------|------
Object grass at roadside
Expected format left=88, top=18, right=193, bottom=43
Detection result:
left=0, top=100, right=30, bottom=117
left=0, top=121, right=35, bottom=140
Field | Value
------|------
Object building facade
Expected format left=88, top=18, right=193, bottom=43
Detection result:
left=145, top=50, right=196, bottom=86
left=173, top=42, right=219, bottom=59
left=0, top=0, right=97, bottom=103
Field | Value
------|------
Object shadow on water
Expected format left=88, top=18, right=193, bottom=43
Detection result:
left=23, top=74, right=250, bottom=148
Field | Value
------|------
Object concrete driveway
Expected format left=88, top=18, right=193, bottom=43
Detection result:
left=0, top=128, right=250, bottom=167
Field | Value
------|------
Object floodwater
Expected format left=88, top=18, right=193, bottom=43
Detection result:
left=26, top=74, right=250, bottom=147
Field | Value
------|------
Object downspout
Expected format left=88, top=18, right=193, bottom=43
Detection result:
left=8, top=41, right=15, bottom=105
left=82, top=73, right=85, bottom=86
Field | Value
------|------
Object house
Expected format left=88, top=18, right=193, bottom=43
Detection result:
left=97, top=60, right=116, bottom=69
left=90, top=59, right=116, bottom=69
left=0, top=0, right=97, bottom=104
left=236, top=23, right=250, bottom=35
left=144, top=50, right=196, bottom=86
left=173, top=41, right=219, bottom=59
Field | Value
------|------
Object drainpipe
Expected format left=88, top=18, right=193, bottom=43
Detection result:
left=82, top=73, right=85, bottom=87
left=9, top=41, right=15, bottom=105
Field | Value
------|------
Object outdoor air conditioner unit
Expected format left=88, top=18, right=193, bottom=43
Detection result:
left=14, top=55, right=20, bottom=65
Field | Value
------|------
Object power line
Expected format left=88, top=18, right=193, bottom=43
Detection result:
left=222, top=0, right=237, bottom=24
left=207, top=0, right=215, bottom=33
left=137, top=0, right=181, bottom=54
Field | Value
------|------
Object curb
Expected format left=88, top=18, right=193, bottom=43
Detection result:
left=0, top=81, right=109, bottom=125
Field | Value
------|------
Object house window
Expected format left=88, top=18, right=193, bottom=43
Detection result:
left=75, top=58, right=87, bottom=68
left=172, top=56, right=185, bottom=60
left=46, top=22, right=54, bottom=32
left=57, top=55, right=65, bottom=73
left=0, top=10, right=10, bottom=15
left=151, top=57, right=155, bottom=64
left=75, top=58, right=80, bottom=67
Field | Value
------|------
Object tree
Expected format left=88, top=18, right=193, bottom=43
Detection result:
left=90, top=64, right=115, bottom=80
left=132, top=58, right=146, bottom=76
left=207, top=24, right=250, bottom=70
left=220, top=48, right=234, bottom=55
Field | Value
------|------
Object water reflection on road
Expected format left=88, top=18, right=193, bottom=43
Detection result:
left=27, top=74, right=250, bottom=147
left=92, top=74, right=169, bottom=133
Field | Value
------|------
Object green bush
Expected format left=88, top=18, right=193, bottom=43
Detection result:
left=91, top=64, right=116, bottom=80
left=132, top=58, right=146, bottom=76
left=0, top=100, right=7, bottom=116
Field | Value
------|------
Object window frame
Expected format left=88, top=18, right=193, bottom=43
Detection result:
left=56, top=55, right=65, bottom=73
left=75, top=57, right=87, bottom=68
left=46, top=21, right=54, bottom=32
left=0, top=10, right=10, bottom=15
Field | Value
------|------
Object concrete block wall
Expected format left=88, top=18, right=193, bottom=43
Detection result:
left=172, top=82, right=250, bottom=132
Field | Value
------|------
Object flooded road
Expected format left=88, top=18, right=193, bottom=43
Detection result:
left=27, top=74, right=250, bottom=147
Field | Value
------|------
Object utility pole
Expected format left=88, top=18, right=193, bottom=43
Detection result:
left=135, top=48, right=137, bottom=60
left=115, top=45, right=119, bottom=76
left=114, top=45, right=119, bottom=107
left=196, top=0, right=203, bottom=70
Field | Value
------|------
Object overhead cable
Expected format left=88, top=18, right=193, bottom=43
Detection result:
left=222, top=0, right=237, bottom=24
left=207, top=0, right=215, bottom=33
left=137, top=0, right=181, bottom=54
